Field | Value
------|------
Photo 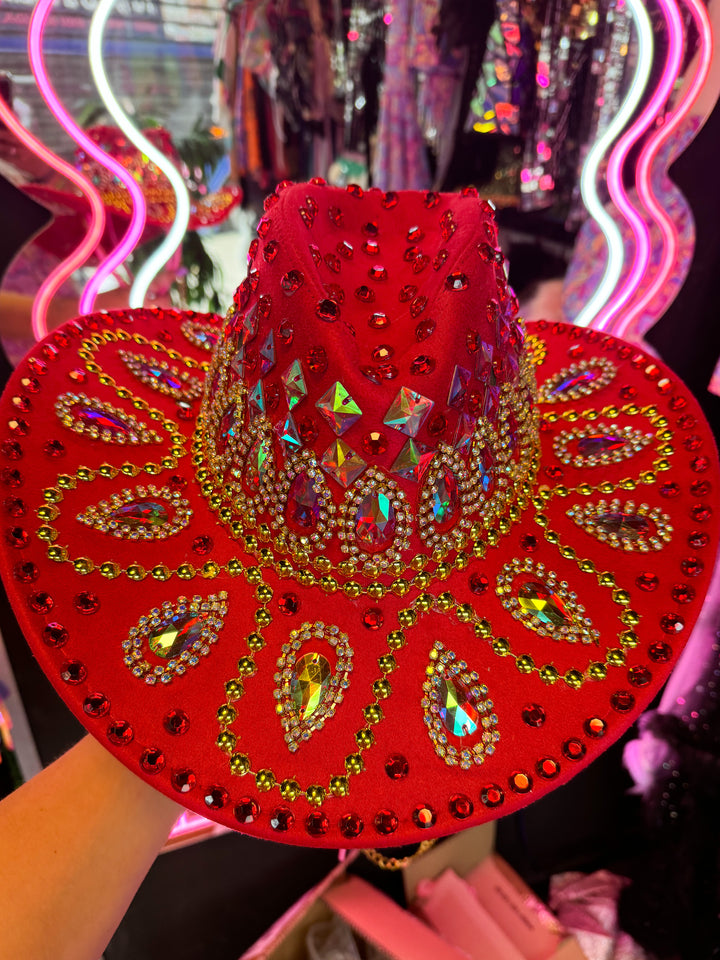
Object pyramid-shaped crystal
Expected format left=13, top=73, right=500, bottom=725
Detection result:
left=275, top=412, right=301, bottom=452
left=448, top=365, right=471, bottom=410
left=454, top=413, right=475, bottom=452
left=282, top=359, right=307, bottom=410
left=391, top=438, right=433, bottom=481
left=316, top=381, right=362, bottom=435
left=248, top=380, right=265, bottom=415
left=321, top=438, right=366, bottom=487
left=233, top=302, right=258, bottom=348
left=383, top=387, right=434, bottom=437
left=259, top=329, right=276, bottom=376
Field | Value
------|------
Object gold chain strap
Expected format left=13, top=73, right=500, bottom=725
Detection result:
left=361, top=840, right=438, bottom=871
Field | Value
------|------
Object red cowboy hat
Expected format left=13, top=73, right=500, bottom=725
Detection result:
left=0, top=182, right=716, bottom=849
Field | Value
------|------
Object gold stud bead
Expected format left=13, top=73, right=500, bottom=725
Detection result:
left=516, top=654, right=535, bottom=674
left=588, top=662, right=607, bottom=681
left=217, top=704, right=237, bottom=725
left=612, top=589, right=631, bottom=605
left=597, top=572, right=615, bottom=588
left=539, top=665, right=559, bottom=684
left=255, top=584, right=273, bottom=603
left=47, top=545, right=67, bottom=562
left=330, top=775, right=349, bottom=796
left=37, top=526, right=58, bottom=542
left=373, top=678, right=391, bottom=699
left=620, top=630, right=639, bottom=649
left=367, top=582, right=385, bottom=599
left=456, top=603, right=473, bottom=622
left=256, top=769, right=276, bottom=791
left=392, top=580, right=410, bottom=597
left=237, top=657, right=257, bottom=677
left=345, top=754, right=364, bottom=775
left=620, top=609, right=640, bottom=626
left=201, top=561, right=220, bottom=578
left=355, top=729, right=374, bottom=750
left=152, top=565, right=171, bottom=581
left=492, top=637, right=510, bottom=656
left=225, top=679, right=244, bottom=700
left=378, top=654, right=397, bottom=674
left=73, top=557, right=94, bottom=575
left=474, top=619, right=492, bottom=638
left=363, top=704, right=383, bottom=724
left=577, top=559, right=595, bottom=573
left=177, top=564, right=195, bottom=580
left=306, top=785, right=325, bottom=807
left=126, top=564, right=146, bottom=581
left=246, top=566, right=262, bottom=584
left=343, top=582, right=362, bottom=598
left=606, top=648, right=626, bottom=666
left=255, top=608, right=272, bottom=627
left=216, top=731, right=236, bottom=753
left=280, top=779, right=300, bottom=801
left=246, top=632, right=265, bottom=652
left=398, top=609, right=417, bottom=627
left=386, top=630, right=406, bottom=650
left=564, top=670, right=584, bottom=689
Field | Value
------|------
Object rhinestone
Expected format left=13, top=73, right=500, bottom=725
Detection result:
left=480, top=785, right=504, bottom=808
left=306, top=811, right=330, bottom=837
left=83, top=693, right=110, bottom=718
left=316, top=382, right=362, bottom=435
left=248, top=381, right=265, bottom=416
left=661, top=613, right=684, bottom=634
left=628, top=665, right=652, bottom=687
left=410, top=295, right=428, bottom=318
left=324, top=252, right=341, bottom=273
left=384, top=387, right=434, bottom=437
left=14, top=561, right=37, bottom=582
left=439, top=675, right=478, bottom=737
left=562, top=739, right=586, bottom=760
left=385, top=754, right=409, bottom=779
left=171, top=769, right=196, bottom=793
left=286, top=473, right=321, bottom=531
left=413, top=805, right=436, bottom=828
left=107, top=719, right=133, bottom=744
left=74, top=591, right=99, bottom=614
left=244, top=436, right=271, bottom=492
left=399, top=284, right=417, bottom=302
left=549, top=369, right=599, bottom=398
left=30, top=592, right=54, bottom=613
left=428, top=413, right=447, bottom=437
left=306, top=347, right=328, bottom=375
left=521, top=534, right=538, bottom=552
left=584, top=717, right=607, bottom=738
left=43, top=622, right=68, bottom=646
left=469, top=573, right=489, bottom=595
left=659, top=482, right=680, bottom=498
left=361, top=366, right=382, bottom=383
left=298, top=417, right=318, bottom=444
left=337, top=240, right=353, bottom=259
left=610, top=691, right=635, bottom=712
left=391, top=438, right=432, bottom=480
left=316, top=298, right=340, bottom=322
left=279, top=593, right=299, bottom=615
left=517, top=581, right=571, bottom=628
left=278, top=320, right=294, bottom=346
left=164, top=709, right=190, bottom=735
left=77, top=407, right=131, bottom=437
left=109, top=500, right=169, bottom=529
left=204, top=786, right=228, bottom=809
left=140, top=747, right=165, bottom=774
left=410, top=355, right=435, bottom=375
left=354, top=492, right=396, bottom=551
left=649, top=641, right=672, bottom=662
left=4, top=498, right=26, bottom=518
left=374, top=810, right=398, bottom=835
left=361, top=218, right=377, bottom=234
left=282, top=359, right=308, bottom=409
left=377, top=363, right=398, bottom=380
left=362, top=607, right=384, bottom=630
left=522, top=703, right=546, bottom=727
left=449, top=794, right=473, bottom=819
left=258, top=330, right=275, bottom=375
left=321, top=439, right=366, bottom=487
left=447, top=365, right=471, bottom=409
left=577, top=434, right=626, bottom=456
left=361, top=431, right=388, bottom=455
left=445, top=271, right=469, bottom=291
left=671, top=583, right=695, bottom=604
left=363, top=240, right=380, bottom=255
left=369, top=265, right=387, bottom=281
left=509, top=772, right=532, bottom=793
left=536, top=758, right=560, bottom=779
left=595, top=512, right=651, bottom=541
left=148, top=611, right=205, bottom=659
left=369, top=312, right=389, bottom=329
left=415, top=319, right=436, bottom=341
left=430, top=468, right=459, bottom=529
left=290, top=652, right=331, bottom=720
left=635, top=572, right=658, bottom=591
left=275, top=412, right=302, bottom=453
left=372, top=345, right=393, bottom=361
left=339, top=813, right=363, bottom=838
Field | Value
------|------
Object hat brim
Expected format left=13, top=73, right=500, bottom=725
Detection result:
left=0, top=307, right=717, bottom=848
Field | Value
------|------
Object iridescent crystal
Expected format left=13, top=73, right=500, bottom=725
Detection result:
left=475, top=341, right=496, bottom=383
left=234, top=303, right=258, bottom=347
left=430, top=468, right=459, bottom=528
left=275, top=412, right=301, bottom=452
left=383, top=387, right=434, bottom=437
left=148, top=612, right=205, bottom=659
left=248, top=381, right=265, bottom=415
left=354, top=492, right=396, bottom=551
left=286, top=472, right=321, bottom=530
left=78, top=407, right=130, bottom=435
left=454, top=413, right=475, bottom=452
left=290, top=653, right=331, bottom=720
left=448, top=365, right=471, bottom=410
left=315, top=381, right=362, bottom=435
left=110, top=501, right=169, bottom=528
left=577, top=434, right=625, bottom=456
left=282, top=359, right=308, bottom=410
left=595, top=512, right=651, bottom=540
left=391, top=438, right=433, bottom=481
left=517, top=581, right=572, bottom=627
left=139, top=363, right=182, bottom=391
left=549, top=369, right=597, bottom=397
left=321, top=439, right=366, bottom=487
left=244, top=437, right=270, bottom=492
left=439, top=676, right=479, bottom=737
left=478, top=448, right=494, bottom=494
left=217, top=405, right=237, bottom=453
left=259, top=330, right=276, bottom=376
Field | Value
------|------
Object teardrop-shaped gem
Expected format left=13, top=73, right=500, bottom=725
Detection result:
left=595, top=512, right=651, bottom=540
left=553, top=424, right=653, bottom=466
left=56, top=394, right=161, bottom=445
left=354, top=492, right=396, bottom=552
left=77, top=485, right=192, bottom=540
left=566, top=499, right=671, bottom=551
left=120, top=351, right=203, bottom=401
left=538, top=357, right=616, bottom=403
left=577, top=434, right=626, bottom=456
left=78, top=407, right=131, bottom=434
left=430, top=468, right=459, bottom=530
left=243, top=436, right=271, bottom=494
left=124, top=592, right=227, bottom=684
left=517, top=581, right=571, bottom=628
left=111, top=501, right=169, bottom=528
left=422, top=641, right=499, bottom=769
left=286, top=472, right=321, bottom=532
left=180, top=318, right=220, bottom=352
left=290, top=653, right=331, bottom=720
left=217, top=405, right=238, bottom=454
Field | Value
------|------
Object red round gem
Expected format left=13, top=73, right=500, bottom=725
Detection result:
left=509, top=772, right=533, bottom=793
left=610, top=691, right=635, bottom=712
left=172, top=769, right=196, bottom=793
left=684, top=434, right=703, bottom=451
left=44, top=440, right=66, bottom=458
left=671, top=583, right=695, bottom=604
left=262, top=239, right=277, bottom=262
left=316, top=299, right=340, bottom=322
left=1, top=440, right=21, bottom=460
left=355, top=285, right=375, bottom=303
left=562, top=739, right=586, bottom=761
left=584, top=717, right=607, bottom=738
left=107, top=719, right=133, bottom=744
left=1, top=468, right=22, bottom=488
left=377, top=363, right=398, bottom=380
left=328, top=205, right=344, bottom=225
left=619, top=385, right=637, bottom=400
left=369, top=265, right=387, bottom=282
left=74, top=592, right=100, bottom=614
left=407, top=225, right=425, bottom=242
left=414, top=252, right=430, bottom=272
left=374, top=810, right=398, bottom=835
left=446, top=271, right=469, bottom=291
left=306, top=811, right=330, bottom=837
left=522, top=703, right=546, bottom=727
left=677, top=414, right=696, bottom=428
left=691, top=456, right=710, bottom=473
left=480, top=785, right=504, bottom=808
left=279, top=593, right=300, bottom=615
left=192, top=536, right=213, bottom=556
left=681, top=557, right=704, bottom=577
left=635, top=572, right=659, bottom=591
left=8, top=418, right=29, bottom=436
left=369, top=312, right=390, bottom=329
left=424, top=413, right=445, bottom=438
left=661, top=613, right=684, bottom=634
left=60, top=660, right=86, bottom=684
left=648, top=641, right=672, bottom=663
left=298, top=417, right=319, bottom=444
left=688, top=531, right=709, bottom=549
left=164, top=709, right=190, bottom=735
left=168, top=475, right=187, bottom=492
left=235, top=798, right=260, bottom=823
left=28, top=357, right=47, bottom=375
left=204, top=786, right=229, bottom=809
left=362, top=607, right=384, bottom=630
left=270, top=807, right=294, bottom=831
left=339, top=813, right=364, bottom=838
left=306, top=347, right=328, bottom=374
left=278, top=320, right=294, bottom=345
left=29, top=592, right=54, bottom=613
left=69, top=368, right=88, bottom=385
left=544, top=465, right=564, bottom=480
left=413, top=805, right=436, bottom=828
left=11, top=395, right=31, bottom=413
left=43, top=622, right=68, bottom=646
left=14, top=560, right=37, bottom=581
left=449, top=794, right=474, bottom=819
left=415, top=319, right=436, bottom=341
left=361, top=366, right=382, bottom=384
left=469, top=573, right=489, bottom=595
left=6, top=526, right=29, bottom=548
left=691, top=481, right=711, bottom=497
left=659, top=481, right=680, bottom=498
left=536, top=758, right=560, bottom=779
left=399, top=284, right=417, bottom=302
left=361, top=220, right=377, bottom=236
left=410, top=295, right=428, bottom=318
left=4, top=497, right=26, bottom=517
left=385, top=754, right=409, bottom=780
left=410, top=355, right=435, bottom=375
left=372, top=344, right=393, bottom=361
left=628, top=666, right=652, bottom=687
left=83, top=693, right=110, bottom=718
left=141, top=748, right=166, bottom=774
left=256, top=216, right=271, bottom=238
left=568, top=344, right=584, bottom=359
left=404, top=245, right=421, bottom=261
left=337, top=241, right=354, bottom=259
left=362, top=431, right=388, bottom=455
left=324, top=253, right=341, bottom=273
left=520, top=534, right=538, bottom=552
left=433, top=250, right=449, bottom=270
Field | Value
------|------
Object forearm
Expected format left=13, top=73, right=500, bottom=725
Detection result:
left=0, top=734, right=182, bottom=960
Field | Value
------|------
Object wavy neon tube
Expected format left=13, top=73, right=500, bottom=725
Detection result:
left=594, top=0, right=684, bottom=333
left=617, top=0, right=714, bottom=340
left=574, top=0, right=654, bottom=328
left=28, top=0, right=147, bottom=318
left=89, top=0, right=190, bottom=308
left=0, top=95, right=105, bottom=342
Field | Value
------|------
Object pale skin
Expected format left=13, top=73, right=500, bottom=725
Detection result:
left=0, top=735, right=182, bottom=960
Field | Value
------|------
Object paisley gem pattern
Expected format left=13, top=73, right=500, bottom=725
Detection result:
left=497, top=559, right=600, bottom=645
left=566, top=499, right=672, bottom=551
left=55, top=394, right=162, bottom=445
left=537, top=357, right=617, bottom=403
left=338, top=468, right=411, bottom=564
left=275, top=452, right=334, bottom=548
left=418, top=446, right=472, bottom=546
left=119, top=350, right=203, bottom=402
left=274, top=621, right=354, bottom=752
left=180, top=318, right=221, bottom=352
left=552, top=422, right=653, bottom=467
left=76, top=484, right=192, bottom=540
left=122, top=593, right=227, bottom=684
left=422, top=641, right=499, bottom=769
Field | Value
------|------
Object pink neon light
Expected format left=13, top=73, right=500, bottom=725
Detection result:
left=594, top=0, right=685, bottom=333
left=0, top=101, right=105, bottom=342
left=617, top=0, right=714, bottom=340
left=28, top=0, right=147, bottom=326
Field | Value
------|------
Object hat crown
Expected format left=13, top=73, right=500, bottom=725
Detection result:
left=198, top=182, right=538, bottom=578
